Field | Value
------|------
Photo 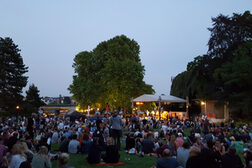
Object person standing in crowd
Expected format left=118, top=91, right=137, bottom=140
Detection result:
left=176, top=142, right=190, bottom=168
left=52, top=129, right=59, bottom=144
left=59, top=137, right=69, bottom=153
left=31, top=146, right=52, bottom=168
left=68, top=134, right=80, bottom=154
left=27, top=117, right=34, bottom=139
left=96, top=115, right=102, bottom=129
left=109, top=111, right=123, bottom=150
left=81, top=133, right=92, bottom=155
left=58, top=121, right=64, bottom=130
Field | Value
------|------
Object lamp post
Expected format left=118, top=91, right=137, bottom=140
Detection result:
left=87, top=105, right=90, bottom=117
left=16, top=105, right=20, bottom=122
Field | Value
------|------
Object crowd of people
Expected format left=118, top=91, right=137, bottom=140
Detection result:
left=125, top=117, right=252, bottom=168
left=0, top=111, right=251, bottom=168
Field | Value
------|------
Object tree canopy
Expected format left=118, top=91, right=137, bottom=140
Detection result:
left=170, top=11, right=252, bottom=119
left=214, top=41, right=252, bottom=118
left=23, top=84, right=45, bottom=115
left=0, top=37, right=28, bottom=113
left=69, top=35, right=154, bottom=111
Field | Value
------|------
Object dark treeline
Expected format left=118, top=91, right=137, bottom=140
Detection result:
left=170, top=11, right=252, bottom=119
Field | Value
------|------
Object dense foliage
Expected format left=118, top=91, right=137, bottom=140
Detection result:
left=23, top=84, right=45, bottom=115
left=69, top=35, right=154, bottom=111
left=170, top=11, right=252, bottom=119
left=0, top=37, right=28, bottom=114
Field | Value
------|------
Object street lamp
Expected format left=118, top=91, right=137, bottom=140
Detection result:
left=16, top=105, right=20, bottom=121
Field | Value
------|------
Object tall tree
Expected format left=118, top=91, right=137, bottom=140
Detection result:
left=214, top=41, right=252, bottom=119
left=69, top=35, right=154, bottom=110
left=208, top=11, right=252, bottom=59
left=0, top=37, right=28, bottom=113
left=171, top=11, right=252, bottom=99
left=170, top=11, right=252, bottom=119
left=25, top=84, right=44, bottom=111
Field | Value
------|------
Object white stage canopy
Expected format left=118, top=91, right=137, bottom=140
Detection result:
left=132, top=94, right=186, bottom=103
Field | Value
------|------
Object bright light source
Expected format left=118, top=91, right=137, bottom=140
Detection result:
left=201, top=101, right=206, bottom=105
left=136, top=102, right=143, bottom=105
left=16, top=106, right=20, bottom=109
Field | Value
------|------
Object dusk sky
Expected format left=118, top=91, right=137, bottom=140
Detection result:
left=0, top=1, right=251, bottom=97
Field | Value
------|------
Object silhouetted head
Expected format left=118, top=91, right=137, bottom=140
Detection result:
left=162, top=149, right=171, bottom=157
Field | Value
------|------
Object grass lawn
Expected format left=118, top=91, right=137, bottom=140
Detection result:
left=50, top=128, right=246, bottom=167
left=52, top=151, right=157, bottom=168
left=49, top=128, right=208, bottom=167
